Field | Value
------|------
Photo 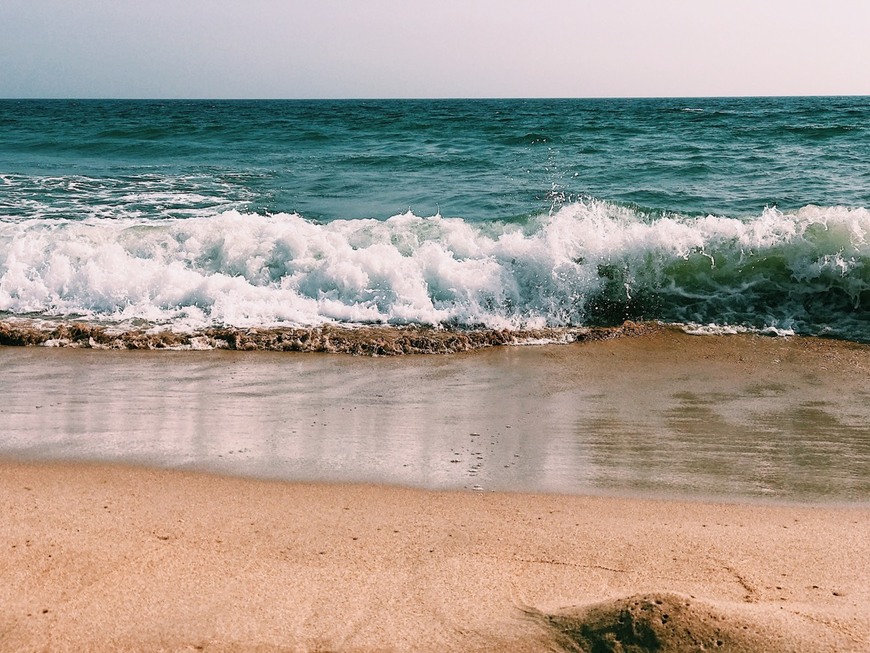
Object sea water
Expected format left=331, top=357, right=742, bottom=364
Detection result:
left=1, top=97, right=868, bottom=342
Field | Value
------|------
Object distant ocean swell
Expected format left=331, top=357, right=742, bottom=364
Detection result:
left=1, top=200, right=867, bottom=345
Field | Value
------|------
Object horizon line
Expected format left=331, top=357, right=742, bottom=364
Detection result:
left=1, top=93, right=869, bottom=102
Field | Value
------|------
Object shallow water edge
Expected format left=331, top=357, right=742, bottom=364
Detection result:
left=0, top=318, right=660, bottom=354
left=2, top=328, right=868, bottom=503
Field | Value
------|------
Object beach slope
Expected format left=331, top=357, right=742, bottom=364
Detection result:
left=2, top=462, right=868, bottom=652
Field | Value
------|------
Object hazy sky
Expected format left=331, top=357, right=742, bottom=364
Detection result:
left=2, top=0, right=869, bottom=98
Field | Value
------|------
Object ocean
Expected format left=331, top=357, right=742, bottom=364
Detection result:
left=1, top=97, right=868, bottom=344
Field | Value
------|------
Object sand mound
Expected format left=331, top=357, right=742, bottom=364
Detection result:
left=526, top=593, right=791, bottom=653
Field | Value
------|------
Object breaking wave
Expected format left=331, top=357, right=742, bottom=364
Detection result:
left=1, top=200, right=868, bottom=342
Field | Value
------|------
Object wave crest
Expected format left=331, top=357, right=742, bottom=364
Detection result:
left=0, top=201, right=867, bottom=340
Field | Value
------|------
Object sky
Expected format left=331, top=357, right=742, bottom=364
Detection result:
left=2, top=0, right=869, bottom=99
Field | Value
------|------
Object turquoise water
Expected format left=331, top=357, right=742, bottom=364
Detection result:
left=1, top=98, right=868, bottom=341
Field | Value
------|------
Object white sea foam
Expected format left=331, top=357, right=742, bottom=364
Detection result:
left=0, top=173, right=253, bottom=222
left=1, top=201, right=868, bottom=336
left=681, top=323, right=796, bottom=337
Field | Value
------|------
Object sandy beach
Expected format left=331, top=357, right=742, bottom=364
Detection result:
left=1, top=461, right=869, bottom=652
left=2, top=330, right=869, bottom=651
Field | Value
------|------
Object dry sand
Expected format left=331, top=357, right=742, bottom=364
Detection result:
left=2, top=461, right=868, bottom=652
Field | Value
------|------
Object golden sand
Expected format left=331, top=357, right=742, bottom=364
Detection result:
left=2, top=462, right=868, bottom=652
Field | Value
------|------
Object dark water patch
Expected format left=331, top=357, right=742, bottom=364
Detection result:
left=499, top=132, right=553, bottom=146
left=780, top=124, right=863, bottom=139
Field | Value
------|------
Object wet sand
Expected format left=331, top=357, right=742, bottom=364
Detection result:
left=1, top=461, right=868, bottom=652
left=2, top=329, right=868, bottom=501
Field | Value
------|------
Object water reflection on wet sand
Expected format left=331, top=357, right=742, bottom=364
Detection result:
left=2, top=329, right=868, bottom=502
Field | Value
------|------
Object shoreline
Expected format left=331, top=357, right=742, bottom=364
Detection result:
left=2, top=460, right=868, bottom=652
left=0, top=318, right=661, bottom=355
left=2, top=448, right=867, bottom=512
left=2, top=328, right=868, bottom=503
left=3, top=318, right=867, bottom=355
left=2, top=454, right=865, bottom=511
